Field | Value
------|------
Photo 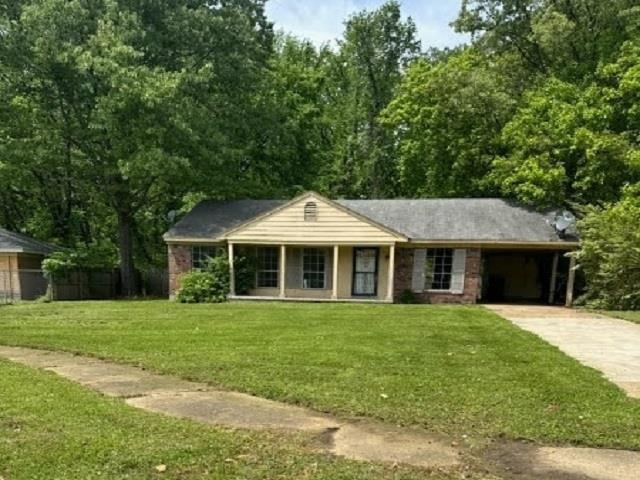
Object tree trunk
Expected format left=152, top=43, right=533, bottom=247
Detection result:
left=117, top=209, right=137, bottom=297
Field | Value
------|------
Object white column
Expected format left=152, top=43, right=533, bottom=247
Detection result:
left=279, top=245, right=286, bottom=299
left=565, top=255, right=576, bottom=307
left=548, top=252, right=559, bottom=304
left=332, top=245, right=339, bottom=300
left=387, top=244, right=395, bottom=302
left=228, top=242, right=235, bottom=297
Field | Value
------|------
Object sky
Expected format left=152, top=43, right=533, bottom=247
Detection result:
left=265, top=0, right=469, bottom=50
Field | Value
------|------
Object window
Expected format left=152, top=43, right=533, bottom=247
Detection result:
left=191, top=246, right=220, bottom=270
left=304, top=202, right=318, bottom=221
left=256, top=247, right=279, bottom=288
left=302, top=248, right=325, bottom=289
left=425, top=248, right=453, bottom=290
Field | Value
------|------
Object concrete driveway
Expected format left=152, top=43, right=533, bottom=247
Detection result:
left=486, top=305, right=640, bottom=398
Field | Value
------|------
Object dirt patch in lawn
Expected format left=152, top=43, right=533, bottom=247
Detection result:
left=485, top=440, right=640, bottom=480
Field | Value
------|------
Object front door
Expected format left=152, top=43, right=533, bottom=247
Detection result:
left=352, top=247, right=378, bottom=296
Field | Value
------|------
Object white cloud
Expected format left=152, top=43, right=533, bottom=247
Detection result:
left=265, top=0, right=469, bottom=49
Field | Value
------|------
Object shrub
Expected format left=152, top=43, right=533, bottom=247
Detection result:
left=175, top=254, right=254, bottom=303
left=176, top=255, right=230, bottom=303
left=575, top=185, right=640, bottom=309
left=397, top=289, right=418, bottom=304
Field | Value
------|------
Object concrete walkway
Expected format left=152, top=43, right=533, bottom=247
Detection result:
left=0, top=346, right=460, bottom=470
left=2, top=344, right=640, bottom=479
left=487, top=305, right=640, bottom=398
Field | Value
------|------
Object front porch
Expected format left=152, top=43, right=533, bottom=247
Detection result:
left=228, top=244, right=396, bottom=302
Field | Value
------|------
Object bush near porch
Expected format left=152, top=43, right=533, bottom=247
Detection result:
left=1, top=301, right=639, bottom=451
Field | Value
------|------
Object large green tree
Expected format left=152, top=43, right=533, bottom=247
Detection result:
left=454, top=0, right=639, bottom=80
left=381, top=48, right=520, bottom=197
left=320, top=0, right=420, bottom=197
left=0, top=0, right=273, bottom=294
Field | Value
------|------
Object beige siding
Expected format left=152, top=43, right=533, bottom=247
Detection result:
left=226, top=195, right=400, bottom=244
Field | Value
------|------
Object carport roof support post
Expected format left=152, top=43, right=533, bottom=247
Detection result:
left=565, top=255, right=576, bottom=307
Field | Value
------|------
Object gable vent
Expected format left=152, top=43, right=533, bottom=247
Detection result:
left=304, top=201, right=318, bottom=221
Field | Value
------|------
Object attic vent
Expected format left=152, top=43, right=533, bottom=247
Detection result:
left=304, top=202, right=318, bottom=221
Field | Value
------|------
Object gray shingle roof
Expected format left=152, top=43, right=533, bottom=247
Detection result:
left=0, top=227, right=59, bottom=254
left=164, top=200, right=286, bottom=241
left=164, top=197, right=576, bottom=244
left=337, top=199, right=574, bottom=243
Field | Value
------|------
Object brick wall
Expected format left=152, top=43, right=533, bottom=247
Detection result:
left=394, top=247, right=481, bottom=304
left=168, top=244, right=191, bottom=298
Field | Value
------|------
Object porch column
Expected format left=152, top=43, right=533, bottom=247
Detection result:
left=548, top=252, right=559, bottom=304
left=279, top=245, right=286, bottom=299
left=228, top=242, right=235, bottom=297
left=565, top=255, right=576, bottom=307
left=332, top=245, right=339, bottom=300
left=387, top=244, right=395, bottom=301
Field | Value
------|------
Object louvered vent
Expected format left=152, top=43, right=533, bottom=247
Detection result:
left=304, top=201, right=318, bottom=221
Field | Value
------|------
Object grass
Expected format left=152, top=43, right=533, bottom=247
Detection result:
left=1, top=301, right=639, bottom=452
left=0, top=358, right=449, bottom=480
left=603, top=310, right=640, bottom=325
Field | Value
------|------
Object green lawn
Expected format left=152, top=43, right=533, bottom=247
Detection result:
left=0, top=358, right=445, bottom=480
left=1, top=301, right=639, bottom=452
left=604, top=310, right=640, bottom=325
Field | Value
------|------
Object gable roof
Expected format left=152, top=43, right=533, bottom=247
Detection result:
left=163, top=196, right=577, bottom=245
left=222, top=192, right=408, bottom=242
left=0, top=227, right=59, bottom=255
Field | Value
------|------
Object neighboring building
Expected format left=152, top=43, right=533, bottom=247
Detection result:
left=164, top=192, right=578, bottom=305
left=0, top=227, right=58, bottom=301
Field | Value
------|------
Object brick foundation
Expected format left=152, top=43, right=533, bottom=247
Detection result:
left=394, top=248, right=481, bottom=304
left=168, top=244, right=191, bottom=298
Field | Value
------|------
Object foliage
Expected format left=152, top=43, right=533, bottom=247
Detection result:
left=397, top=289, right=418, bottom=304
left=382, top=49, right=518, bottom=197
left=176, top=256, right=231, bottom=303
left=319, top=0, right=421, bottom=197
left=574, top=186, right=640, bottom=309
left=42, top=244, right=117, bottom=280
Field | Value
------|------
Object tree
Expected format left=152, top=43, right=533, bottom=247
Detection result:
left=493, top=42, right=640, bottom=208
left=454, top=0, right=639, bottom=80
left=574, top=185, right=640, bottom=309
left=0, top=0, right=273, bottom=295
left=381, top=48, right=518, bottom=197
left=320, top=0, right=420, bottom=197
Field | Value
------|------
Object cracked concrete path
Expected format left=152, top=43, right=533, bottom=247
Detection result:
left=2, top=344, right=640, bottom=479
left=0, top=345, right=459, bottom=470
left=486, top=305, right=640, bottom=398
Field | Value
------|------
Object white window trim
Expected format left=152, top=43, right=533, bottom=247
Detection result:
left=301, top=248, right=326, bottom=289
left=412, top=248, right=466, bottom=295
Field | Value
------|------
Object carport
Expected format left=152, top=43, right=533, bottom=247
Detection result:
left=481, top=248, right=575, bottom=306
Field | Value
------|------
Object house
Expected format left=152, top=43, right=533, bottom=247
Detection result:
left=164, top=192, right=579, bottom=305
left=0, top=227, right=57, bottom=301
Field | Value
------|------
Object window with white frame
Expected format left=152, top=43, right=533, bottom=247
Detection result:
left=191, top=246, right=221, bottom=270
left=302, top=248, right=325, bottom=289
left=256, top=247, right=279, bottom=288
left=425, top=248, right=453, bottom=290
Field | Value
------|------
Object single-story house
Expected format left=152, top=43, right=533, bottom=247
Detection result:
left=164, top=192, right=579, bottom=305
left=0, top=227, right=57, bottom=301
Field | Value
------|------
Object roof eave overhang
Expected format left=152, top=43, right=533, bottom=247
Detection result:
left=406, top=239, right=579, bottom=249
